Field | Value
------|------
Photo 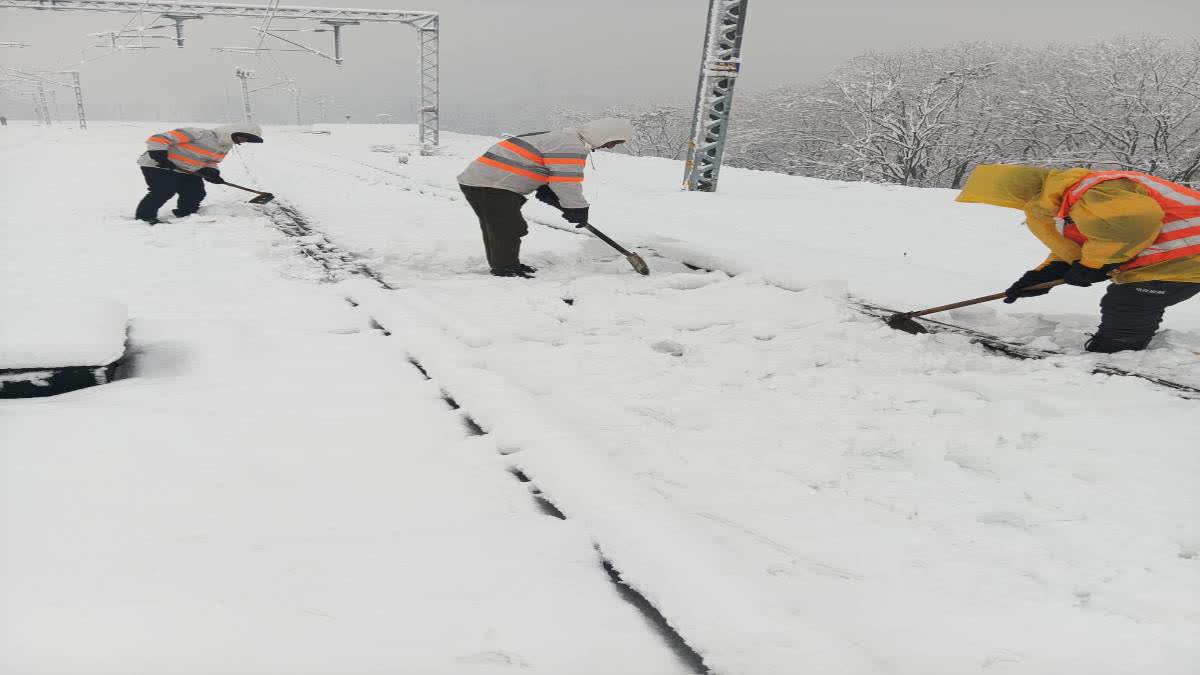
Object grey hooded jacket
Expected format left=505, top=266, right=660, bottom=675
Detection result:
left=457, top=117, right=635, bottom=209
left=137, top=123, right=263, bottom=171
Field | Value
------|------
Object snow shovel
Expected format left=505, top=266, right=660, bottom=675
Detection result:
left=174, top=169, right=275, bottom=204
left=885, top=280, right=1065, bottom=334
left=582, top=222, right=650, bottom=276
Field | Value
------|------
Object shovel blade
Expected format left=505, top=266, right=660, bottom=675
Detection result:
left=248, top=193, right=275, bottom=205
left=626, top=253, right=650, bottom=276
left=885, top=314, right=929, bottom=335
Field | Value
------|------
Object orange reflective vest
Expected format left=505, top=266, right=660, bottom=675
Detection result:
left=1056, top=171, right=1200, bottom=270
left=146, top=128, right=227, bottom=169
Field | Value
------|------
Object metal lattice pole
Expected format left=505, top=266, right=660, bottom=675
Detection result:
left=683, top=0, right=749, bottom=192
left=293, top=86, right=302, bottom=125
left=35, top=81, right=51, bottom=125
left=236, top=67, right=253, bottom=123
left=416, top=14, right=439, bottom=152
left=71, top=71, right=87, bottom=129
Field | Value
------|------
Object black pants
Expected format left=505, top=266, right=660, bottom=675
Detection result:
left=1088, top=280, right=1200, bottom=352
left=135, top=167, right=206, bottom=221
left=459, top=184, right=528, bottom=269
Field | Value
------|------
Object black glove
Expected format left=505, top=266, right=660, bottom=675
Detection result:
left=1003, top=260, right=1071, bottom=303
left=534, top=185, right=561, bottom=208
left=148, top=150, right=175, bottom=170
left=197, top=167, right=224, bottom=184
left=1063, top=261, right=1119, bottom=287
left=562, top=207, right=589, bottom=227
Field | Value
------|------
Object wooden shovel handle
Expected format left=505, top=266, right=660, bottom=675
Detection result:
left=173, top=169, right=267, bottom=196
left=900, top=279, right=1065, bottom=319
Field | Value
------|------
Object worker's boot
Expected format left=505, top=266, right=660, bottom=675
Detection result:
left=490, top=264, right=535, bottom=278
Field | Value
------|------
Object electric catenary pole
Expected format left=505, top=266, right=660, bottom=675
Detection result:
left=683, top=0, right=748, bottom=192
left=70, top=70, right=86, bottom=128
left=235, top=67, right=254, bottom=123
left=0, top=0, right=440, bottom=148
left=415, top=13, right=437, bottom=150
left=2, top=68, right=86, bottom=127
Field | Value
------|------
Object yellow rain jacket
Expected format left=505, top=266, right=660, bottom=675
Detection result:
left=956, top=164, right=1200, bottom=284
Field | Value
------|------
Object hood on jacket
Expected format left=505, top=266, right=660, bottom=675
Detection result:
left=956, top=164, right=1051, bottom=210
left=575, top=118, right=635, bottom=149
left=214, top=123, right=264, bottom=145
left=957, top=164, right=1093, bottom=226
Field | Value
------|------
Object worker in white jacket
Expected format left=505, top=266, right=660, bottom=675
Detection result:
left=134, top=123, right=264, bottom=224
left=457, top=117, right=634, bottom=277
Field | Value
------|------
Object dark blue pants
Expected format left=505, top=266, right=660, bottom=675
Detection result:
left=1087, top=280, right=1200, bottom=352
left=135, top=167, right=206, bottom=221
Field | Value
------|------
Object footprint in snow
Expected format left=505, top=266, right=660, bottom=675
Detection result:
left=456, top=651, right=531, bottom=668
left=651, top=340, right=685, bottom=357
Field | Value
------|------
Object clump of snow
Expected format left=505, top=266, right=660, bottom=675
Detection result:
left=0, top=295, right=127, bottom=368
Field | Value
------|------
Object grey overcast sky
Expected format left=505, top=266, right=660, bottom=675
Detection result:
left=2, top=0, right=1198, bottom=130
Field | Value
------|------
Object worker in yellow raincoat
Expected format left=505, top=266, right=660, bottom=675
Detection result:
left=956, top=164, right=1200, bottom=352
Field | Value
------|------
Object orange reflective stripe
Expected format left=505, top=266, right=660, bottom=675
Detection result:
left=476, top=155, right=548, bottom=182
left=497, top=140, right=545, bottom=165
left=1123, top=244, right=1200, bottom=269
left=179, top=143, right=225, bottom=159
left=167, top=152, right=206, bottom=166
left=546, top=175, right=584, bottom=183
left=543, top=157, right=586, bottom=166
left=147, top=134, right=171, bottom=145
left=167, top=130, right=189, bottom=143
left=1157, top=220, right=1200, bottom=243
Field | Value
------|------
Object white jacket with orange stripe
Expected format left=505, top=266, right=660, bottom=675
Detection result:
left=136, top=123, right=263, bottom=172
left=457, top=118, right=635, bottom=209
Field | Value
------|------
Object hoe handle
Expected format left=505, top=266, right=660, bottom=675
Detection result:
left=173, top=169, right=268, bottom=196
left=221, top=180, right=269, bottom=196
left=582, top=223, right=633, bottom=256
left=898, top=280, right=1065, bottom=319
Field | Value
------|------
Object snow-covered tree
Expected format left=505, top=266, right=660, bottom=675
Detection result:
left=559, top=37, right=1200, bottom=189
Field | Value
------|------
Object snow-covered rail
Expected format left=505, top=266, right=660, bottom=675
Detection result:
left=264, top=197, right=714, bottom=675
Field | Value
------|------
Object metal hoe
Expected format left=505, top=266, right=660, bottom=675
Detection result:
left=542, top=201, right=648, bottom=274
left=174, top=169, right=275, bottom=204
left=885, top=280, right=1065, bottom=334
left=581, top=222, right=650, bottom=276
left=222, top=179, right=276, bottom=204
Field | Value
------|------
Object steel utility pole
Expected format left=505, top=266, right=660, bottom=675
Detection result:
left=235, top=67, right=253, bottom=123
left=35, top=81, right=51, bottom=125
left=313, top=95, right=331, bottom=123
left=49, top=88, right=61, bottom=122
left=416, top=13, right=438, bottom=151
left=70, top=71, right=86, bottom=129
left=683, top=0, right=749, bottom=192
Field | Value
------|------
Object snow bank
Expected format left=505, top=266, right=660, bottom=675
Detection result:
left=0, top=295, right=127, bottom=368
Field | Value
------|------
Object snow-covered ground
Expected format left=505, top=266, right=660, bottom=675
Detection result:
left=2, top=121, right=1198, bottom=674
